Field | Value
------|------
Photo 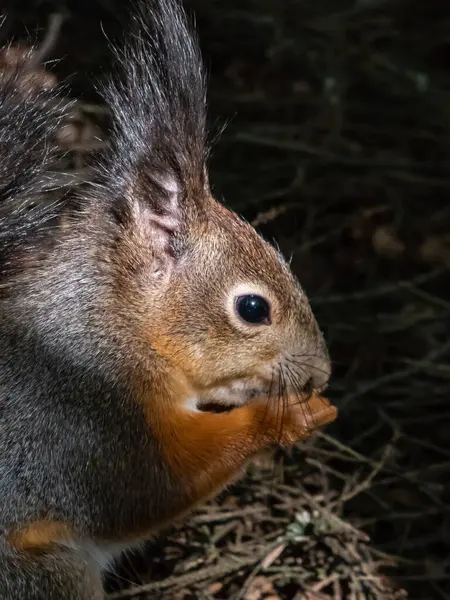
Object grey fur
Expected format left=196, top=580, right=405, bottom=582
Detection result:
left=0, top=1, right=203, bottom=597
left=0, top=1, right=330, bottom=598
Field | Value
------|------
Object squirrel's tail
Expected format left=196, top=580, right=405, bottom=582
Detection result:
left=0, top=61, right=68, bottom=273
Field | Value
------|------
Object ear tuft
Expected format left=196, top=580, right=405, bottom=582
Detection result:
left=101, top=0, right=208, bottom=199
left=93, top=0, right=208, bottom=281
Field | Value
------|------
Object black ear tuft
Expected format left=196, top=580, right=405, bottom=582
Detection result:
left=95, top=0, right=208, bottom=278
left=101, top=0, right=208, bottom=200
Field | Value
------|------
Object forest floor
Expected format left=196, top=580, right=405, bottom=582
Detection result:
left=3, top=0, right=450, bottom=598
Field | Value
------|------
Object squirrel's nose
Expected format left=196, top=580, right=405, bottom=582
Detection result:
left=291, top=310, right=331, bottom=393
left=292, top=341, right=331, bottom=394
left=305, top=353, right=331, bottom=391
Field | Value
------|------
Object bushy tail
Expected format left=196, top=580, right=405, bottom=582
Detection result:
left=0, top=0, right=207, bottom=274
left=0, top=62, right=68, bottom=271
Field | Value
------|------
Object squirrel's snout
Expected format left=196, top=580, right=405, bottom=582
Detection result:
left=281, top=350, right=330, bottom=399
left=306, top=353, right=331, bottom=392
left=289, top=335, right=331, bottom=394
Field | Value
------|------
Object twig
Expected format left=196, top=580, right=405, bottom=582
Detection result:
left=107, top=555, right=258, bottom=599
left=339, top=338, right=450, bottom=408
left=334, top=440, right=394, bottom=507
left=234, top=541, right=287, bottom=600
left=234, top=132, right=449, bottom=172
left=311, top=266, right=447, bottom=305
left=311, top=573, right=340, bottom=592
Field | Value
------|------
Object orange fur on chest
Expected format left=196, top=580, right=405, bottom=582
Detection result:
left=146, top=387, right=337, bottom=505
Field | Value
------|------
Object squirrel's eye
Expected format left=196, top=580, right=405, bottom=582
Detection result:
left=235, top=295, right=271, bottom=325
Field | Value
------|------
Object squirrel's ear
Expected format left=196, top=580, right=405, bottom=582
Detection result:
left=113, top=170, right=186, bottom=281
left=96, top=0, right=209, bottom=279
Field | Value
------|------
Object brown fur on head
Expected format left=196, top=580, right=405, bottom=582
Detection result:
left=82, top=0, right=331, bottom=412
left=105, top=169, right=330, bottom=412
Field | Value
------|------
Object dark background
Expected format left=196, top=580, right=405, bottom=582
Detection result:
left=2, top=1, right=450, bottom=599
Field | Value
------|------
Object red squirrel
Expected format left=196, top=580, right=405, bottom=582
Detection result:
left=0, top=1, right=336, bottom=597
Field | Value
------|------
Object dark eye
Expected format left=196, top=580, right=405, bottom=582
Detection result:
left=235, top=295, right=271, bottom=325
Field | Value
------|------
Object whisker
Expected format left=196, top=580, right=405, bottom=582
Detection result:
left=291, top=353, right=329, bottom=360
left=285, top=357, right=310, bottom=377
left=285, top=359, right=312, bottom=390
left=279, top=364, right=289, bottom=446
left=265, top=364, right=274, bottom=417
left=105, top=556, right=139, bottom=589
left=289, top=356, right=332, bottom=373
left=276, top=365, right=284, bottom=446
left=296, top=361, right=332, bottom=379
left=283, top=363, right=309, bottom=431
left=292, top=354, right=346, bottom=368
left=122, top=547, right=144, bottom=586
left=291, top=352, right=332, bottom=366
left=255, top=365, right=274, bottom=443
left=284, top=363, right=316, bottom=430
left=287, top=357, right=332, bottom=378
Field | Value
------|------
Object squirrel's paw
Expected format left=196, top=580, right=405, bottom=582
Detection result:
left=272, top=393, right=337, bottom=446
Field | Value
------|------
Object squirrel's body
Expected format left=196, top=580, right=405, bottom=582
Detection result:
left=0, top=1, right=336, bottom=597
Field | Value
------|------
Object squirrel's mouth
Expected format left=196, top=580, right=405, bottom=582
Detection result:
left=196, top=386, right=268, bottom=414
left=197, top=379, right=272, bottom=410
left=197, top=388, right=335, bottom=435
left=196, top=378, right=326, bottom=413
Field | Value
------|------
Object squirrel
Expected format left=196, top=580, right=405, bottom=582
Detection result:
left=0, top=0, right=337, bottom=598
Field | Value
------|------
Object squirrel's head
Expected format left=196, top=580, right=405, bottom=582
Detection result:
left=86, top=0, right=330, bottom=408
left=105, top=170, right=330, bottom=409
left=152, top=191, right=329, bottom=408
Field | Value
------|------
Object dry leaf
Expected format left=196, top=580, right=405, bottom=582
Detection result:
left=244, top=576, right=276, bottom=600
left=372, top=226, right=405, bottom=258
left=261, top=543, right=286, bottom=569
left=208, top=582, right=223, bottom=594
left=419, top=235, right=450, bottom=266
